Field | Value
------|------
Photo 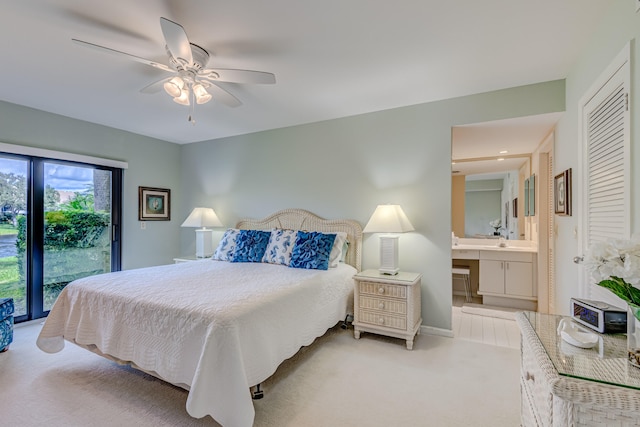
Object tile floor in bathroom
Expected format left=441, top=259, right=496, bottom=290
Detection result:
left=452, top=294, right=521, bottom=349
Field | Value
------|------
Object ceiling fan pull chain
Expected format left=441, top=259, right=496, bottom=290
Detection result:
left=188, top=87, right=196, bottom=124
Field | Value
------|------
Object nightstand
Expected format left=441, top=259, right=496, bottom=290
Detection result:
left=173, top=256, right=211, bottom=264
left=352, top=269, right=422, bottom=350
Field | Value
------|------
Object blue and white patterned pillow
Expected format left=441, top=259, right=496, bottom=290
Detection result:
left=262, top=228, right=297, bottom=265
left=290, top=231, right=337, bottom=270
left=213, top=228, right=241, bottom=261
left=231, top=230, right=271, bottom=263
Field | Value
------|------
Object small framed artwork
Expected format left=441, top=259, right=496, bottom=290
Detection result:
left=512, top=198, right=518, bottom=218
left=524, top=177, right=529, bottom=217
left=554, top=169, right=572, bottom=216
left=138, top=186, right=171, bottom=221
left=505, top=202, right=509, bottom=227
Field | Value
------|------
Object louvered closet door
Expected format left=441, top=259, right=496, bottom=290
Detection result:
left=581, top=49, right=630, bottom=305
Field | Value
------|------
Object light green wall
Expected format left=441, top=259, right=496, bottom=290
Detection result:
left=554, top=0, right=640, bottom=313
left=180, top=80, right=565, bottom=332
left=0, top=101, right=182, bottom=269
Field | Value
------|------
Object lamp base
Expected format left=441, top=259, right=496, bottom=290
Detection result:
left=195, top=228, right=214, bottom=258
left=378, top=267, right=400, bottom=275
left=379, top=235, right=399, bottom=275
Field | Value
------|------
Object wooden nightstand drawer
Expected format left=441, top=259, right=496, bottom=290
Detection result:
left=358, top=281, right=407, bottom=299
left=359, top=296, right=407, bottom=315
left=359, top=310, right=407, bottom=330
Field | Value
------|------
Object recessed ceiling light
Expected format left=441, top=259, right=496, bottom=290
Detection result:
left=499, top=150, right=508, bottom=154
left=497, top=158, right=505, bottom=161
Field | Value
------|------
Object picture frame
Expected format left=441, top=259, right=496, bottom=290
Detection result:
left=512, top=197, right=518, bottom=218
left=505, top=202, right=509, bottom=229
left=524, top=177, right=529, bottom=217
left=554, top=168, right=572, bottom=216
left=524, top=175, right=535, bottom=216
left=528, top=174, right=535, bottom=216
left=138, top=186, right=171, bottom=221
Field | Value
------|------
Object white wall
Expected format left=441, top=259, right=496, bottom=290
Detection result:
left=0, top=101, right=182, bottom=269
left=180, top=80, right=565, bottom=332
left=554, top=0, right=640, bottom=314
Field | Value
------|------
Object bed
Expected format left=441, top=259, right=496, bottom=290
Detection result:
left=36, top=209, right=362, bottom=427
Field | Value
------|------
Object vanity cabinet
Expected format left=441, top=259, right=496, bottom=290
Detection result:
left=478, top=251, right=534, bottom=298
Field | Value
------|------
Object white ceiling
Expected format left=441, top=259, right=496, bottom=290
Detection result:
left=0, top=0, right=613, bottom=144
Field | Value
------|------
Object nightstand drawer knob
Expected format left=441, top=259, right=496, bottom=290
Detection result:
left=378, top=287, right=385, bottom=294
left=379, top=317, right=385, bottom=324
left=378, top=302, right=385, bottom=309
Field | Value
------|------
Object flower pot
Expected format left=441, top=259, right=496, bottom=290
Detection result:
left=627, top=303, right=640, bottom=368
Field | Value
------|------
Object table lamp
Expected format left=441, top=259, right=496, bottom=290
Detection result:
left=181, top=207, right=223, bottom=258
left=363, top=204, right=414, bottom=275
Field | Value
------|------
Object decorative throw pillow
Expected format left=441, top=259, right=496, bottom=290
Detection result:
left=262, top=228, right=297, bottom=265
left=328, top=232, right=348, bottom=268
left=213, top=228, right=241, bottom=261
left=290, top=231, right=337, bottom=270
left=231, top=230, right=271, bottom=263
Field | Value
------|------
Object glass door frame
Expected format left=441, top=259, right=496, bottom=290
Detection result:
left=7, top=154, right=122, bottom=323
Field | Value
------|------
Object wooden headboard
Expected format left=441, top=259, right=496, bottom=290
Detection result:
left=236, top=208, right=363, bottom=271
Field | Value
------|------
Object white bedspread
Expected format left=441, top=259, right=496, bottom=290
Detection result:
left=37, top=260, right=355, bottom=427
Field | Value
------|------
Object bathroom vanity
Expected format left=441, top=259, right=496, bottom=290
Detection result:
left=452, top=238, right=537, bottom=310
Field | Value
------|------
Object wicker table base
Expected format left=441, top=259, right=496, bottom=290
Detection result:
left=517, top=312, right=640, bottom=427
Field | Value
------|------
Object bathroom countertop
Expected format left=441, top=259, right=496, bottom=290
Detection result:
left=452, top=238, right=537, bottom=253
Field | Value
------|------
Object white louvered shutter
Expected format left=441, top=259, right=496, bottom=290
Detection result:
left=582, top=54, right=630, bottom=306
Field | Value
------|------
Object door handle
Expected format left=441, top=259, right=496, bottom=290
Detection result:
left=573, top=255, right=584, bottom=264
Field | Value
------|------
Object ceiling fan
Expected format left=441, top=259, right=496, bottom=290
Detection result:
left=72, top=17, right=276, bottom=124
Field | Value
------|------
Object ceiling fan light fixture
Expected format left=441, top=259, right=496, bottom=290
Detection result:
left=193, top=83, right=212, bottom=104
left=164, top=76, right=184, bottom=97
left=173, top=89, right=190, bottom=106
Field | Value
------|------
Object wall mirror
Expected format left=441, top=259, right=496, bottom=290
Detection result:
left=451, top=113, right=560, bottom=239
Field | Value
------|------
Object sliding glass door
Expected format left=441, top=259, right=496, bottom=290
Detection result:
left=0, top=154, right=122, bottom=321
left=42, top=162, right=116, bottom=311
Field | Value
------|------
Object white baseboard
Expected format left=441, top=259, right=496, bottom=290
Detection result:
left=420, top=324, right=454, bottom=338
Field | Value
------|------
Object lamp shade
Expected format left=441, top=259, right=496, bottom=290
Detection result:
left=363, top=205, right=413, bottom=275
left=363, top=205, right=414, bottom=233
left=181, top=207, right=223, bottom=229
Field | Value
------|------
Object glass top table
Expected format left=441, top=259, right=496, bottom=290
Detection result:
left=521, top=311, right=640, bottom=390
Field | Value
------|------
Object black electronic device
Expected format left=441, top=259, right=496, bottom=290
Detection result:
left=570, top=298, right=627, bottom=334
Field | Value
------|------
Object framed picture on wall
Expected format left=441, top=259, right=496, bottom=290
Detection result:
left=505, top=202, right=509, bottom=228
left=554, top=169, right=572, bottom=216
left=138, top=186, right=171, bottom=221
left=512, top=198, right=518, bottom=218
left=524, top=177, right=530, bottom=217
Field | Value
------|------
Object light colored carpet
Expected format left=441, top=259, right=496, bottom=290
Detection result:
left=1, top=321, right=521, bottom=426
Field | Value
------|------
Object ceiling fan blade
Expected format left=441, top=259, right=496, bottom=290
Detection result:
left=202, top=82, right=242, bottom=108
left=72, top=39, right=173, bottom=73
left=140, top=78, right=171, bottom=94
left=200, top=68, right=276, bottom=85
left=160, top=17, right=193, bottom=67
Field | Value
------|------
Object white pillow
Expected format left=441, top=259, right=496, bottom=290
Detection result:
left=329, top=232, right=348, bottom=268
left=213, top=228, right=241, bottom=261
left=262, top=228, right=297, bottom=265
